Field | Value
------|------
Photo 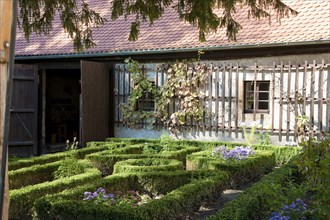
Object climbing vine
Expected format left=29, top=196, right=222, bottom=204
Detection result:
left=155, top=57, right=211, bottom=135
left=119, top=58, right=158, bottom=128
left=121, top=53, right=211, bottom=134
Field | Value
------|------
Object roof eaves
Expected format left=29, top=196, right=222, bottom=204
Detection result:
left=15, top=40, right=330, bottom=61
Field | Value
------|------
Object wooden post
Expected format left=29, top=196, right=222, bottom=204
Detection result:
left=0, top=0, right=16, bottom=219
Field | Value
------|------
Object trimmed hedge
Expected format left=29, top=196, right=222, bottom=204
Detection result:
left=186, top=150, right=275, bottom=187
left=105, top=138, right=243, bottom=151
left=207, top=162, right=298, bottom=220
left=8, top=143, right=120, bottom=171
left=9, top=161, right=61, bottom=190
left=105, top=138, right=300, bottom=166
left=8, top=152, right=67, bottom=171
left=9, top=160, right=101, bottom=220
left=72, top=142, right=126, bottom=159
left=32, top=171, right=229, bottom=220
left=113, top=158, right=183, bottom=174
left=87, top=144, right=200, bottom=176
left=105, top=138, right=160, bottom=145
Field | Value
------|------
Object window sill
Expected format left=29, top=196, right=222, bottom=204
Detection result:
left=244, top=110, right=269, bottom=114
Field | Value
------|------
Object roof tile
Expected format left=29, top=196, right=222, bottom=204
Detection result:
left=15, top=0, right=330, bottom=56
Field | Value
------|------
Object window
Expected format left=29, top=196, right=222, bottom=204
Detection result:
left=244, top=81, right=270, bottom=113
left=136, top=82, right=155, bottom=112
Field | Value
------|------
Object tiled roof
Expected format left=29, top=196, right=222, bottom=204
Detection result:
left=15, top=0, right=330, bottom=57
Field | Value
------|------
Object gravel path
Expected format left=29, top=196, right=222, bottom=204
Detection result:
left=186, top=180, right=257, bottom=219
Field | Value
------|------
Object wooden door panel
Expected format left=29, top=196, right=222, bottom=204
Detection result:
left=9, top=65, right=38, bottom=155
left=81, top=61, right=109, bottom=147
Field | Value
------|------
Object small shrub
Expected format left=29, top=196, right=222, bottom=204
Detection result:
left=295, top=136, right=330, bottom=218
left=53, top=156, right=85, bottom=179
left=66, top=137, right=79, bottom=150
left=113, top=158, right=183, bottom=174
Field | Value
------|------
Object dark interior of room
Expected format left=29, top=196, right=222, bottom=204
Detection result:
left=45, top=69, right=80, bottom=146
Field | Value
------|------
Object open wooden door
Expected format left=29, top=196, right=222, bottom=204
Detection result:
left=8, top=65, right=38, bottom=156
left=80, top=61, right=109, bottom=147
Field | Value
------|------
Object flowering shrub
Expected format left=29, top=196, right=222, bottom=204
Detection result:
left=83, top=187, right=151, bottom=207
left=240, top=121, right=262, bottom=145
left=212, top=146, right=255, bottom=161
left=269, top=199, right=308, bottom=220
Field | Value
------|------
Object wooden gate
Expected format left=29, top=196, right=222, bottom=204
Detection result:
left=9, top=65, right=38, bottom=155
left=81, top=61, right=110, bottom=147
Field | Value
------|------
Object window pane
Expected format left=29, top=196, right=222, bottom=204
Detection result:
left=258, top=102, right=269, bottom=110
left=259, top=92, right=269, bottom=101
left=258, top=82, right=270, bottom=91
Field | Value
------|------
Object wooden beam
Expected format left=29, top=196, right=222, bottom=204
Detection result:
left=0, top=0, right=14, bottom=219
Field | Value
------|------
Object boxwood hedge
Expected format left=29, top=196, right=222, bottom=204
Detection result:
left=32, top=171, right=229, bottom=220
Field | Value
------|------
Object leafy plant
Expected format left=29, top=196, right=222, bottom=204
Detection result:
left=296, top=115, right=309, bottom=143
left=119, top=56, right=211, bottom=135
left=160, top=132, right=172, bottom=151
left=53, top=156, right=85, bottom=179
left=66, top=137, right=79, bottom=150
left=142, top=143, right=162, bottom=154
left=258, top=128, right=272, bottom=146
left=119, top=58, right=158, bottom=128
left=155, top=59, right=210, bottom=136
left=295, top=135, right=330, bottom=218
left=240, top=121, right=261, bottom=146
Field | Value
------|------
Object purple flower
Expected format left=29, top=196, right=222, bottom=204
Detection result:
left=270, top=199, right=308, bottom=220
left=83, top=191, right=94, bottom=201
left=103, top=193, right=115, bottom=199
left=96, top=187, right=106, bottom=194
left=212, top=145, right=255, bottom=161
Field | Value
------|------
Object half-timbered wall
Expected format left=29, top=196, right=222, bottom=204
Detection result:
left=114, top=58, right=330, bottom=144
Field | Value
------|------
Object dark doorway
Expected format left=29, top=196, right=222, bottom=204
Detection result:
left=44, top=69, right=80, bottom=148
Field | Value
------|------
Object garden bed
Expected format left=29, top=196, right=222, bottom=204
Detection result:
left=32, top=171, right=229, bottom=220
left=9, top=160, right=101, bottom=219
left=8, top=138, right=307, bottom=220
left=186, top=148, right=275, bottom=187
left=86, top=143, right=200, bottom=176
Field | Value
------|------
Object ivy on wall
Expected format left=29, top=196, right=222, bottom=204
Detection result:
left=119, top=58, right=158, bottom=128
left=155, top=60, right=210, bottom=135
left=120, top=53, right=211, bottom=135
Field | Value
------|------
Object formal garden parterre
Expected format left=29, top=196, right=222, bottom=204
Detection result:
left=8, top=137, right=330, bottom=220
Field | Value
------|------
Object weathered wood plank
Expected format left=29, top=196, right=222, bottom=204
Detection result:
left=81, top=61, right=109, bottom=147
left=327, top=64, right=330, bottom=132
left=155, top=65, right=159, bottom=129
left=294, top=63, right=299, bottom=141
left=116, top=66, right=120, bottom=126
left=0, top=1, right=13, bottom=217
left=286, top=62, right=291, bottom=141
left=318, top=60, right=324, bottom=137
left=253, top=62, right=257, bottom=121
left=122, top=65, right=126, bottom=108
left=215, top=64, right=219, bottom=133
left=302, top=61, right=307, bottom=116
left=221, top=64, right=226, bottom=133
left=272, top=62, right=276, bottom=133
left=279, top=62, right=283, bottom=141
left=209, top=64, right=213, bottom=133
left=228, top=64, right=233, bottom=135
left=235, top=63, right=239, bottom=136
left=310, top=61, right=316, bottom=137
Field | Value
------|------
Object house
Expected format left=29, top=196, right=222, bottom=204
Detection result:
left=13, top=0, right=330, bottom=156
